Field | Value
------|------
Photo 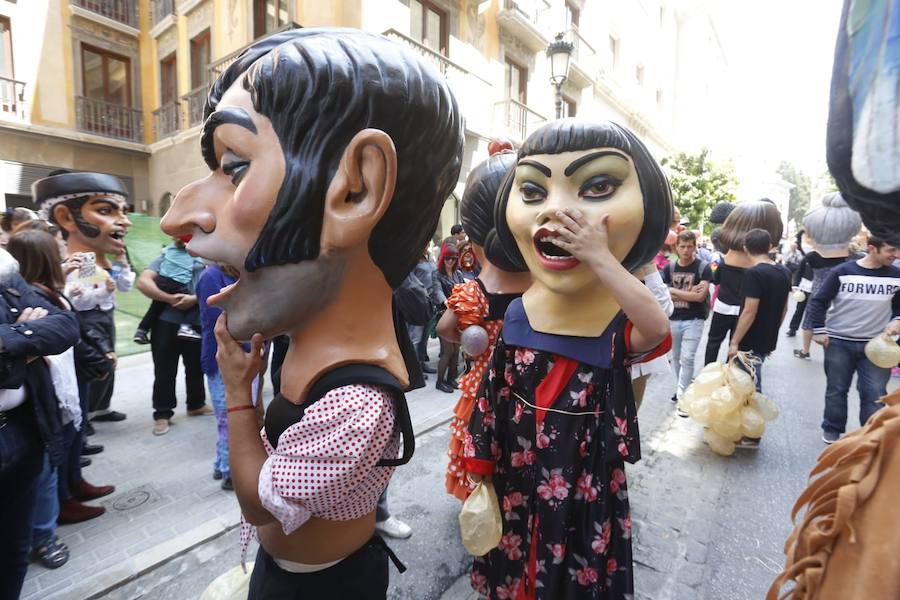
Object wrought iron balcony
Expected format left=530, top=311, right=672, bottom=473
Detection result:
left=71, top=0, right=138, bottom=28
left=382, top=29, right=491, bottom=85
left=566, top=26, right=598, bottom=87
left=0, top=76, right=26, bottom=119
left=495, top=99, right=547, bottom=143
left=153, top=101, right=180, bottom=139
left=76, top=96, right=143, bottom=143
left=151, top=0, right=175, bottom=27
left=181, top=86, right=207, bottom=128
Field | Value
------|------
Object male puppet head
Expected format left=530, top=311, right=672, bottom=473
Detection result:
left=161, top=29, right=464, bottom=341
left=32, top=170, right=131, bottom=257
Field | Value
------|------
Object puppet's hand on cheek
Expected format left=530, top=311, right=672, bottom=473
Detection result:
left=551, top=209, right=614, bottom=270
left=214, top=312, right=265, bottom=402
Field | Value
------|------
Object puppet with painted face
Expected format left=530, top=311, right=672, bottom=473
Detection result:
left=33, top=170, right=134, bottom=421
left=160, top=29, right=463, bottom=597
left=437, top=144, right=531, bottom=501
left=462, top=120, right=672, bottom=598
left=791, top=192, right=862, bottom=360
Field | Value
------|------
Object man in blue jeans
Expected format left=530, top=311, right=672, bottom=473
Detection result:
left=807, top=235, right=900, bottom=444
left=662, top=231, right=712, bottom=412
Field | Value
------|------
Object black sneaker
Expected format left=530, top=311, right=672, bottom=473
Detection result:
left=436, top=381, right=455, bottom=393
left=221, top=477, right=234, bottom=491
left=132, top=328, right=150, bottom=345
left=32, top=536, right=69, bottom=569
left=671, top=394, right=678, bottom=403
left=177, top=324, right=201, bottom=341
left=822, top=430, right=840, bottom=445
left=91, top=410, right=127, bottom=422
left=786, top=330, right=796, bottom=337
left=793, top=349, right=811, bottom=360
left=213, top=469, right=223, bottom=480
left=736, top=437, right=761, bottom=450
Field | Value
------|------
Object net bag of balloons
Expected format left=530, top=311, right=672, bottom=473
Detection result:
left=678, top=352, right=779, bottom=456
left=864, top=333, right=900, bottom=369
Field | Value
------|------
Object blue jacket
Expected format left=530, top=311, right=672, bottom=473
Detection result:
left=1, top=270, right=80, bottom=466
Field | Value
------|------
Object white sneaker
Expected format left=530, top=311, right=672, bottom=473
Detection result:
left=375, top=516, right=412, bottom=539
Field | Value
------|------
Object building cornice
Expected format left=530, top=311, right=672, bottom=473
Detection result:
left=0, top=120, right=150, bottom=156
left=70, top=5, right=140, bottom=37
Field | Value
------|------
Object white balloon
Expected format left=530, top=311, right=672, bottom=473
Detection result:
left=461, top=325, right=490, bottom=357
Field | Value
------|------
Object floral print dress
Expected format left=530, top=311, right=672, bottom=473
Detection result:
left=464, top=298, right=670, bottom=599
left=446, top=279, right=520, bottom=500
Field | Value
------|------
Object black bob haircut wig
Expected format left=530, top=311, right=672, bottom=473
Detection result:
left=205, top=28, right=464, bottom=288
left=494, top=119, right=673, bottom=273
left=459, top=152, right=526, bottom=273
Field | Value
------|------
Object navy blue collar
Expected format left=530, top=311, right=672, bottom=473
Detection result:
left=501, top=298, right=624, bottom=368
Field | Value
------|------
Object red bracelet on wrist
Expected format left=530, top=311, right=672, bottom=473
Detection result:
left=227, top=404, right=255, bottom=413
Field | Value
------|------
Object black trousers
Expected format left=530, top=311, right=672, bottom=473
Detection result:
left=704, top=312, right=738, bottom=365
left=151, top=320, right=205, bottom=420
left=788, top=298, right=807, bottom=333
left=80, top=308, right=116, bottom=413
left=248, top=536, right=402, bottom=600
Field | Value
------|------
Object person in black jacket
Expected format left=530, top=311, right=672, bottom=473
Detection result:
left=0, top=247, right=79, bottom=599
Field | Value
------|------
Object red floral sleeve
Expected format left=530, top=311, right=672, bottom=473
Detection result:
left=623, top=320, right=672, bottom=364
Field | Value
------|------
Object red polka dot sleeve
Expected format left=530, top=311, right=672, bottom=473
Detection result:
left=250, top=384, right=399, bottom=543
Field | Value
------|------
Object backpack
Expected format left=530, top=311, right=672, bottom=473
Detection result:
left=393, top=271, right=432, bottom=326
left=666, top=259, right=711, bottom=317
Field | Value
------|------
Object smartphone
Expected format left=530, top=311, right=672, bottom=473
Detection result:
left=78, top=252, right=96, bottom=279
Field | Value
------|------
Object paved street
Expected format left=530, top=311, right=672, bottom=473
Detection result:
left=22, top=307, right=895, bottom=600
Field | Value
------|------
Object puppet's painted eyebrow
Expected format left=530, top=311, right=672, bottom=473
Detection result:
left=563, top=151, right=630, bottom=177
left=200, top=107, right=258, bottom=170
left=518, top=160, right=551, bottom=177
left=87, top=198, right=122, bottom=208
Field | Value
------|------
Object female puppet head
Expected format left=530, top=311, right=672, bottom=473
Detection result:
left=802, top=192, right=862, bottom=253
left=459, top=146, right=525, bottom=273
left=717, top=200, right=783, bottom=253
left=494, top=119, right=672, bottom=294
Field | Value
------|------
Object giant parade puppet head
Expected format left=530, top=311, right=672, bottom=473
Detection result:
left=160, top=28, right=464, bottom=394
left=459, top=143, right=527, bottom=275
left=826, top=0, right=900, bottom=245
left=494, top=119, right=672, bottom=335
left=716, top=200, right=783, bottom=254
left=32, top=170, right=131, bottom=267
left=801, top=191, right=862, bottom=257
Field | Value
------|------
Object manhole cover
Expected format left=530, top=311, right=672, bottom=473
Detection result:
left=112, top=490, right=152, bottom=511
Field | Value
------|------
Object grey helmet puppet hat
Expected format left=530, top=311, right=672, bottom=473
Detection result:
left=32, top=171, right=128, bottom=216
left=802, top=192, right=862, bottom=253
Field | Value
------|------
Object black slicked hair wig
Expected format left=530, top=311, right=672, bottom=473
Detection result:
left=709, top=201, right=736, bottom=225
left=459, top=152, right=524, bottom=273
left=494, top=119, right=673, bottom=273
left=205, top=28, right=464, bottom=288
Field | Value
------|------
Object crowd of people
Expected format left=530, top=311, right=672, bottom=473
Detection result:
left=1, top=23, right=897, bottom=600
left=2, top=172, right=898, bottom=600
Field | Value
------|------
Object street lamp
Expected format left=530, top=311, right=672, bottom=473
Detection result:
left=546, top=32, right=573, bottom=119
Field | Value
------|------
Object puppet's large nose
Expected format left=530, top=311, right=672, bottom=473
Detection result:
left=161, top=176, right=217, bottom=237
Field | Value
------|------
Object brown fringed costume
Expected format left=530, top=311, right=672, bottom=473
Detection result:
left=768, top=390, right=900, bottom=599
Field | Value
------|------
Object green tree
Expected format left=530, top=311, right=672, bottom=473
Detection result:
left=776, top=161, right=812, bottom=226
left=661, top=148, right=738, bottom=233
